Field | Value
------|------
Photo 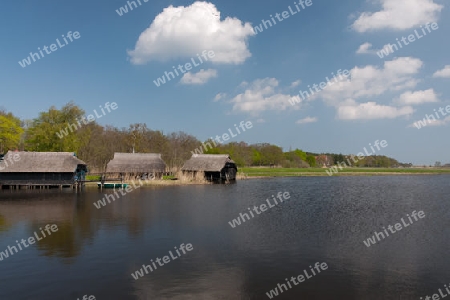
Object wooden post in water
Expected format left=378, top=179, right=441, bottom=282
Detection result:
left=100, top=174, right=104, bottom=190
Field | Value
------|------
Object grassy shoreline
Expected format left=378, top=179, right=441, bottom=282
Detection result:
left=237, top=167, right=450, bottom=178
left=83, top=167, right=450, bottom=187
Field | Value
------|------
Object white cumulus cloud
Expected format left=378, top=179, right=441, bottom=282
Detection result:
left=296, top=117, right=318, bottom=124
left=181, top=69, right=217, bottom=85
left=338, top=102, right=414, bottom=120
left=394, top=89, right=439, bottom=105
left=213, top=93, right=227, bottom=102
left=319, top=57, right=423, bottom=107
left=424, top=116, right=450, bottom=126
left=128, top=1, right=255, bottom=64
left=409, top=116, right=450, bottom=128
left=356, top=42, right=374, bottom=54
left=230, top=78, right=301, bottom=114
left=311, top=57, right=425, bottom=120
left=290, top=80, right=302, bottom=88
left=356, top=43, right=395, bottom=56
left=351, top=0, right=443, bottom=32
left=433, top=65, right=450, bottom=78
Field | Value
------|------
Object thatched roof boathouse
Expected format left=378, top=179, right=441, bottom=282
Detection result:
left=105, top=153, right=166, bottom=180
left=181, top=154, right=237, bottom=182
left=0, top=151, right=87, bottom=189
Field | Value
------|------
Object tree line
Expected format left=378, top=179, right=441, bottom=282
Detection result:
left=0, top=102, right=410, bottom=172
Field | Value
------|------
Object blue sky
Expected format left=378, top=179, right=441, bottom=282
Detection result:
left=1, top=0, right=449, bottom=165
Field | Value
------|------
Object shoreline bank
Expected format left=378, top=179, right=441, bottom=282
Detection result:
left=237, top=167, right=450, bottom=178
left=82, top=168, right=450, bottom=187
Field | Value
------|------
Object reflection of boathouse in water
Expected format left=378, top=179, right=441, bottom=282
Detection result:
left=0, top=151, right=87, bottom=189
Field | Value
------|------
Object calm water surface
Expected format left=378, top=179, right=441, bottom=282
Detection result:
left=1, top=176, right=449, bottom=300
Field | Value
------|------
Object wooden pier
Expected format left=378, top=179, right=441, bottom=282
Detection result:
left=0, top=182, right=84, bottom=191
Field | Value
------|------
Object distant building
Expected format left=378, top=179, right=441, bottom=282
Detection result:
left=316, top=155, right=332, bottom=168
left=0, top=151, right=87, bottom=189
left=181, top=154, right=237, bottom=182
left=105, top=153, right=166, bottom=179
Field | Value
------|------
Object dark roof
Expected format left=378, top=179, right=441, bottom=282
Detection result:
left=105, top=153, right=166, bottom=173
left=0, top=151, right=86, bottom=173
left=181, top=154, right=236, bottom=172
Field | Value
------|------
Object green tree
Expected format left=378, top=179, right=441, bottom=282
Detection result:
left=257, top=144, right=284, bottom=165
left=293, top=149, right=307, bottom=161
left=283, top=149, right=311, bottom=168
left=25, top=102, right=85, bottom=152
left=0, top=111, right=24, bottom=153
left=305, top=154, right=316, bottom=167
left=251, top=149, right=262, bottom=166
left=203, top=139, right=221, bottom=154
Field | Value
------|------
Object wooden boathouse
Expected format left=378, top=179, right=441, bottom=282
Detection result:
left=0, top=151, right=87, bottom=190
left=181, top=154, right=238, bottom=182
left=105, top=153, right=166, bottom=180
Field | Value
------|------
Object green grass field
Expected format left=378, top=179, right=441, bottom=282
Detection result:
left=238, top=167, right=450, bottom=177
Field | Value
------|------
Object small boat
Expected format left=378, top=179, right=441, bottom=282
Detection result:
left=97, top=182, right=129, bottom=189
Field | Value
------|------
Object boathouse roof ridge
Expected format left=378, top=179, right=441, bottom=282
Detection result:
left=106, top=152, right=166, bottom=173
left=0, top=151, right=86, bottom=173
left=112, top=152, right=162, bottom=160
left=181, top=154, right=235, bottom=172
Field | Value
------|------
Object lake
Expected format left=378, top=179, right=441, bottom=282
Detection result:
left=1, top=176, right=449, bottom=300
